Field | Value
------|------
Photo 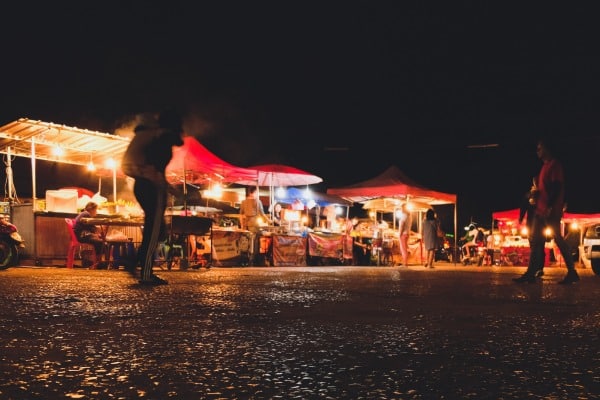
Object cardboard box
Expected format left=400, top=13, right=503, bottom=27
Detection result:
left=45, top=189, right=78, bottom=213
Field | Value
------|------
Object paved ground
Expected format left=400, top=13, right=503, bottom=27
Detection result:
left=1, top=263, right=600, bottom=399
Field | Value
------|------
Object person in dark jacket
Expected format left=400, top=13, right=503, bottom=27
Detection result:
left=121, top=110, right=184, bottom=285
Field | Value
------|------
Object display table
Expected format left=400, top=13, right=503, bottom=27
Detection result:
left=80, top=217, right=144, bottom=269
left=271, top=234, right=307, bottom=266
left=33, top=211, right=75, bottom=264
left=498, top=246, right=552, bottom=266
left=80, top=217, right=144, bottom=237
left=350, top=234, right=422, bottom=266
left=209, top=228, right=252, bottom=267
left=307, top=232, right=353, bottom=265
left=10, top=205, right=143, bottom=266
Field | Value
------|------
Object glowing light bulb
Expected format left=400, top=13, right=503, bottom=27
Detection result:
left=105, top=158, right=116, bottom=169
left=52, top=145, right=64, bottom=157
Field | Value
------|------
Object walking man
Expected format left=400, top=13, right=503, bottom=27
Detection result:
left=121, top=110, right=184, bottom=285
left=513, top=138, right=579, bottom=284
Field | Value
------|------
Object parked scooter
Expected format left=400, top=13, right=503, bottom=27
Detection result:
left=0, top=218, right=25, bottom=269
left=459, top=223, right=486, bottom=266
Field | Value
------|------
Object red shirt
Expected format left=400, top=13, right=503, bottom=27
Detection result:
left=535, top=158, right=565, bottom=217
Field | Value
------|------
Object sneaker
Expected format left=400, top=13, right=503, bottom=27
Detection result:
left=558, top=269, right=580, bottom=285
left=535, top=269, right=544, bottom=277
left=512, top=274, right=536, bottom=283
left=139, top=274, right=168, bottom=286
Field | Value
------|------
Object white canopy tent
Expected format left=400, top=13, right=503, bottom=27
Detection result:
left=0, top=118, right=130, bottom=203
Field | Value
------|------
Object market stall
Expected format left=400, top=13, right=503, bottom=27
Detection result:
left=0, top=118, right=133, bottom=264
left=492, top=208, right=600, bottom=236
left=328, top=165, right=457, bottom=264
left=492, top=208, right=600, bottom=266
left=232, top=163, right=325, bottom=266
left=166, top=136, right=257, bottom=188
left=235, top=163, right=324, bottom=221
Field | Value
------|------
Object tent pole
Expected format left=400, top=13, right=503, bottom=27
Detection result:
left=31, top=139, right=36, bottom=203
left=112, top=166, right=117, bottom=204
left=6, top=146, right=13, bottom=201
left=454, top=201, right=458, bottom=265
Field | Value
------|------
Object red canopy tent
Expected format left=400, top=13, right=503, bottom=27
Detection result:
left=327, top=165, right=456, bottom=205
left=327, top=165, right=458, bottom=261
left=492, top=208, right=600, bottom=227
left=166, top=136, right=257, bottom=184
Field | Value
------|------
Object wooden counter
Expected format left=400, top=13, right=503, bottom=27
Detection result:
left=11, top=204, right=142, bottom=266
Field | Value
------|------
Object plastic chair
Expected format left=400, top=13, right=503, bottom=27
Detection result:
left=65, top=218, right=97, bottom=268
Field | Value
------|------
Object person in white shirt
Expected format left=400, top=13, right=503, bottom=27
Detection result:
left=398, top=203, right=412, bottom=266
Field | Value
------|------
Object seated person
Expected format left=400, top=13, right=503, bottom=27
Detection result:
left=271, top=203, right=284, bottom=226
left=74, top=201, right=105, bottom=265
left=0, top=216, right=17, bottom=235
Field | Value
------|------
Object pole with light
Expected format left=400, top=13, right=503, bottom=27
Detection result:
left=105, top=158, right=117, bottom=204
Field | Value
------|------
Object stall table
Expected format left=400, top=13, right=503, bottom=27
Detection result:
left=164, top=215, right=213, bottom=268
left=307, top=232, right=353, bottom=265
left=80, top=217, right=144, bottom=268
left=271, top=233, right=307, bottom=266
left=10, top=204, right=143, bottom=266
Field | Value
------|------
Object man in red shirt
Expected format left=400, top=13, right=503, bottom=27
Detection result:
left=513, top=138, right=579, bottom=284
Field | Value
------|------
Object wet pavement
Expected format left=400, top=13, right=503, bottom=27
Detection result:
left=1, top=263, right=600, bottom=399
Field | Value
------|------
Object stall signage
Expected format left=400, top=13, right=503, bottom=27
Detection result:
left=308, top=233, right=342, bottom=258
left=273, top=235, right=307, bottom=266
left=211, top=230, right=252, bottom=266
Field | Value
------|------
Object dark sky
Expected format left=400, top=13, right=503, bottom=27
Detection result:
left=2, top=2, right=599, bottom=230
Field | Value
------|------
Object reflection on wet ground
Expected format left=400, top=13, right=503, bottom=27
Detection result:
left=1, top=264, right=600, bottom=399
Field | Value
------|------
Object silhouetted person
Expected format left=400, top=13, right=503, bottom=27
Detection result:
left=513, top=138, right=579, bottom=284
left=239, top=186, right=268, bottom=265
left=121, top=110, right=184, bottom=285
left=519, top=183, right=545, bottom=276
left=398, top=203, right=412, bottom=266
left=421, top=208, right=439, bottom=268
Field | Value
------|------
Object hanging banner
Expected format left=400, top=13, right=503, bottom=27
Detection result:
left=307, top=233, right=354, bottom=260
left=272, top=235, right=307, bottom=266
left=307, top=232, right=341, bottom=258
left=211, top=229, right=253, bottom=266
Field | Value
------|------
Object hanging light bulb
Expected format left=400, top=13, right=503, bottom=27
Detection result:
left=105, top=158, right=116, bottom=170
left=52, top=144, right=64, bottom=157
left=276, top=186, right=286, bottom=199
left=52, top=128, right=64, bottom=157
left=304, top=186, right=312, bottom=199
left=212, top=182, right=223, bottom=199
left=87, top=154, right=96, bottom=171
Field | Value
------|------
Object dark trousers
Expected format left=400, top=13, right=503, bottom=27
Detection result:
left=527, top=214, right=574, bottom=276
left=78, top=233, right=105, bottom=260
left=134, top=177, right=166, bottom=281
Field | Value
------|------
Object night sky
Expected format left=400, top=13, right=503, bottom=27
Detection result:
left=2, top=2, right=599, bottom=230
